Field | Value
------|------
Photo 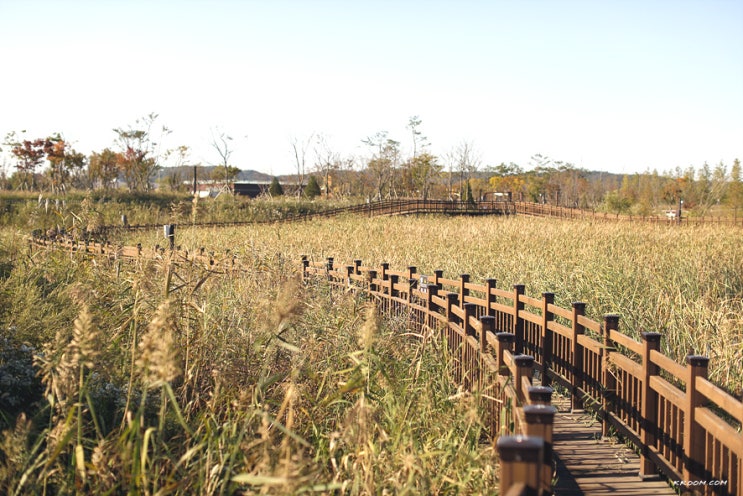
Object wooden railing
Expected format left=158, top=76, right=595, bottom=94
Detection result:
left=513, top=201, right=743, bottom=226
left=82, top=199, right=515, bottom=235
left=28, top=235, right=743, bottom=495
left=302, top=257, right=742, bottom=496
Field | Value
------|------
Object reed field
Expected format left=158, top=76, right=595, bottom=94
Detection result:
left=124, top=214, right=743, bottom=391
left=0, top=206, right=741, bottom=494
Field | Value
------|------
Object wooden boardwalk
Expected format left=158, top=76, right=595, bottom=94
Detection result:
left=551, top=398, right=676, bottom=495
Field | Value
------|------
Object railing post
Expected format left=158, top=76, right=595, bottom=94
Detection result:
left=570, top=302, right=586, bottom=412
left=380, top=262, right=389, bottom=281
left=380, top=262, right=390, bottom=309
left=407, top=266, right=417, bottom=280
left=682, top=355, right=710, bottom=483
left=367, top=269, right=378, bottom=294
left=484, top=278, right=497, bottom=317
left=541, top=292, right=555, bottom=388
left=639, top=332, right=662, bottom=479
left=300, top=255, right=309, bottom=280
left=426, top=284, right=439, bottom=329
left=163, top=224, right=176, bottom=250
left=325, top=257, right=334, bottom=282
left=495, top=333, right=515, bottom=376
left=389, top=274, right=400, bottom=304
left=479, top=315, right=495, bottom=389
left=514, top=355, right=535, bottom=404
left=462, top=303, right=477, bottom=389
left=602, top=314, right=620, bottom=438
left=479, top=315, right=494, bottom=355
left=345, top=265, right=354, bottom=289
left=513, top=284, right=526, bottom=354
left=459, top=274, right=470, bottom=303
left=523, top=404, right=557, bottom=495
left=431, top=269, right=443, bottom=291
left=353, top=259, right=362, bottom=275
left=497, top=436, right=543, bottom=496
left=444, top=292, right=460, bottom=381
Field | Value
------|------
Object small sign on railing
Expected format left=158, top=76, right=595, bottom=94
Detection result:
left=419, top=275, right=428, bottom=292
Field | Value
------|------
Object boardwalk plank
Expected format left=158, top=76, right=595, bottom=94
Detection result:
left=551, top=397, right=676, bottom=496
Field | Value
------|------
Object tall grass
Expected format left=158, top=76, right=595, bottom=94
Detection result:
left=0, top=234, right=499, bottom=494
left=127, top=214, right=743, bottom=393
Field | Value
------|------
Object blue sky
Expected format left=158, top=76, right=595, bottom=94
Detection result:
left=1, top=0, right=741, bottom=176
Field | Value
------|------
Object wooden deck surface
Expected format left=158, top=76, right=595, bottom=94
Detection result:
left=551, top=398, right=676, bottom=495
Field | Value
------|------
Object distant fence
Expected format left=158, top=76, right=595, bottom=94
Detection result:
left=21, top=199, right=743, bottom=240
left=514, top=201, right=743, bottom=226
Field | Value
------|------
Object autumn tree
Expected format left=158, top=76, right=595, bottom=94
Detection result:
left=4, top=133, right=48, bottom=190
left=43, top=135, right=87, bottom=193
left=488, top=162, right=525, bottom=199
left=113, top=113, right=168, bottom=192
left=88, top=148, right=121, bottom=190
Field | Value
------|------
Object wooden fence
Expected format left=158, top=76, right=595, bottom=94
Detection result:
left=301, top=257, right=742, bottom=496
left=28, top=233, right=743, bottom=495
left=514, top=201, right=743, bottom=226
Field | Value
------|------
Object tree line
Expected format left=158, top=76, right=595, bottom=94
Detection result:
left=2, top=114, right=741, bottom=216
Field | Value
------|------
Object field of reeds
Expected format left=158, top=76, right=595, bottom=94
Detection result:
left=1, top=201, right=741, bottom=494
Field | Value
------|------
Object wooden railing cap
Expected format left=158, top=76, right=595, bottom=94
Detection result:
left=527, top=385, right=554, bottom=402
left=514, top=354, right=535, bottom=367
left=522, top=404, right=558, bottom=421
left=641, top=331, right=662, bottom=342
left=686, top=355, right=709, bottom=367
left=496, top=332, right=515, bottom=343
left=496, top=435, right=543, bottom=462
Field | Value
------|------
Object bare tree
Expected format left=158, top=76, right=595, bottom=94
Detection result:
left=210, top=128, right=240, bottom=184
left=362, top=131, right=399, bottom=200
left=313, top=134, right=340, bottom=199
left=447, top=141, right=481, bottom=200
left=290, top=133, right=315, bottom=197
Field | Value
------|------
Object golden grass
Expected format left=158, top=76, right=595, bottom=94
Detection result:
left=127, top=214, right=743, bottom=392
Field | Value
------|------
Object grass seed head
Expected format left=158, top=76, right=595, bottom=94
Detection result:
left=136, top=299, right=181, bottom=387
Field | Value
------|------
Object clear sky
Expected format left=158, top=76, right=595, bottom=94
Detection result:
left=1, top=0, right=741, bottom=176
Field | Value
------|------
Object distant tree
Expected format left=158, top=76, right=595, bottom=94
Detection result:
left=210, top=128, right=233, bottom=166
left=5, top=132, right=48, bottom=190
left=304, top=175, right=321, bottom=198
left=113, top=113, right=167, bottom=191
left=728, top=159, right=742, bottom=215
left=210, top=165, right=240, bottom=183
left=43, top=135, right=87, bottom=193
left=409, top=152, right=441, bottom=199
left=362, top=131, right=399, bottom=200
left=88, top=148, right=120, bottom=190
left=449, top=141, right=481, bottom=200
left=269, top=176, right=284, bottom=196
left=291, top=133, right=314, bottom=197
left=314, top=134, right=340, bottom=199
left=488, top=162, right=525, bottom=198
left=604, top=189, right=632, bottom=214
